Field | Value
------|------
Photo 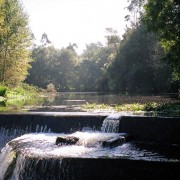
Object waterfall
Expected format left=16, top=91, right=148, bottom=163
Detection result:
left=0, top=125, right=52, bottom=151
left=11, top=155, right=67, bottom=180
left=0, top=146, right=71, bottom=180
left=0, top=114, right=176, bottom=180
left=0, top=132, right=123, bottom=180
left=101, top=114, right=121, bottom=133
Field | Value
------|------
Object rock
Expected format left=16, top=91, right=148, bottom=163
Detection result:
left=56, top=136, right=79, bottom=146
left=102, top=134, right=133, bottom=148
left=102, top=136, right=125, bottom=148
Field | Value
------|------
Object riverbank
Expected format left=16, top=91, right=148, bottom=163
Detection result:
left=0, top=89, right=179, bottom=115
left=82, top=97, right=180, bottom=116
left=0, top=83, right=44, bottom=112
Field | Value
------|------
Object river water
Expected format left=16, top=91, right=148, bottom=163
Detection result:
left=22, top=92, right=178, bottom=113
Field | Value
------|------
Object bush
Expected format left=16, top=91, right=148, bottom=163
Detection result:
left=46, top=83, right=56, bottom=93
left=12, top=83, right=40, bottom=95
left=0, top=86, right=7, bottom=97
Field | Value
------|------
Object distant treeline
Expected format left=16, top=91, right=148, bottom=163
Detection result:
left=0, top=0, right=179, bottom=94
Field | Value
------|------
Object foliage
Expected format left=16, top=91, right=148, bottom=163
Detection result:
left=46, top=83, right=56, bottom=93
left=82, top=102, right=180, bottom=114
left=7, top=83, right=39, bottom=99
left=26, top=44, right=78, bottom=91
left=108, top=24, right=171, bottom=93
left=25, top=0, right=178, bottom=94
left=82, top=103, right=114, bottom=111
left=144, top=102, right=180, bottom=112
left=0, top=0, right=32, bottom=86
left=0, top=85, right=7, bottom=96
left=143, top=0, right=180, bottom=80
left=125, top=0, right=146, bottom=26
left=0, top=83, right=43, bottom=112
left=27, top=24, right=175, bottom=93
left=82, top=102, right=144, bottom=112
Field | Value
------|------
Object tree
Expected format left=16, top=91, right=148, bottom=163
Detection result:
left=26, top=44, right=78, bottom=91
left=40, top=32, right=52, bottom=46
left=105, top=28, right=120, bottom=53
left=0, top=0, right=32, bottom=85
left=108, top=24, right=171, bottom=93
left=26, top=46, right=54, bottom=88
left=55, top=48, right=77, bottom=90
left=143, top=0, right=180, bottom=79
left=0, top=0, right=4, bottom=34
left=125, top=0, right=146, bottom=26
left=74, top=42, right=116, bottom=91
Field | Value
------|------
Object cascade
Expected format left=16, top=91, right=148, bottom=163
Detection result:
left=101, top=114, right=121, bottom=133
left=0, top=125, right=52, bottom=150
left=0, top=114, right=180, bottom=180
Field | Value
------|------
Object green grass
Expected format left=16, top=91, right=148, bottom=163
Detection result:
left=82, top=102, right=145, bottom=112
left=82, top=102, right=180, bottom=115
left=0, top=83, right=44, bottom=112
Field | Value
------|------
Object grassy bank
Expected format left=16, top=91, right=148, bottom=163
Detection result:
left=82, top=102, right=180, bottom=116
left=0, top=83, right=44, bottom=112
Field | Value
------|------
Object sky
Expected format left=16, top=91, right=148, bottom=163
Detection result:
left=21, top=0, right=129, bottom=54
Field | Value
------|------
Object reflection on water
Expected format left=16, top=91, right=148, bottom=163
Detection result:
left=23, top=92, right=179, bottom=115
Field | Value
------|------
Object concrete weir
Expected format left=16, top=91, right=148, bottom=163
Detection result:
left=0, top=112, right=180, bottom=143
left=0, top=113, right=180, bottom=180
left=0, top=112, right=106, bottom=134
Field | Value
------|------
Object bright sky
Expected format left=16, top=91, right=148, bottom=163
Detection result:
left=21, top=0, right=129, bottom=54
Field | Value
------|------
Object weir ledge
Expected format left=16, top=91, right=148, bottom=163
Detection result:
left=1, top=112, right=180, bottom=180
left=0, top=112, right=180, bottom=144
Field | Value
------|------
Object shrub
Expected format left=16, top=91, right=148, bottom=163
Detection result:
left=0, top=86, right=7, bottom=97
left=46, top=83, right=56, bottom=93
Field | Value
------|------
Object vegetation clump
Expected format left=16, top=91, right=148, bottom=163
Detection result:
left=82, top=102, right=180, bottom=116
left=46, top=83, right=57, bottom=94
left=0, top=83, right=43, bottom=112
left=0, top=85, right=7, bottom=97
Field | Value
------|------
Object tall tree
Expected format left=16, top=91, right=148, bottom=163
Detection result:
left=26, top=46, right=57, bottom=88
left=125, top=0, right=146, bottom=26
left=0, top=0, right=32, bottom=85
left=105, top=28, right=120, bottom=53
left=0, top=0, right=4, bottom=34
left=108, top=24, right=171, bottom=93
left=40, top=32, right=52, bottom=46
left=26, top=44, right=78, bottom=91
left=143, top=0, right=180, bottom=79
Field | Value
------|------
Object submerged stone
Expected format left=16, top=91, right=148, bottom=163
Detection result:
left=102, top=136, right=125, bottom=148
left=102, top=134, right=133, bottom=148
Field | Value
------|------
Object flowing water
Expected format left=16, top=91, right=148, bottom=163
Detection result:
left=0, top=115, right=179, bottom=179
left=0, top=125, right=52, bottom=151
